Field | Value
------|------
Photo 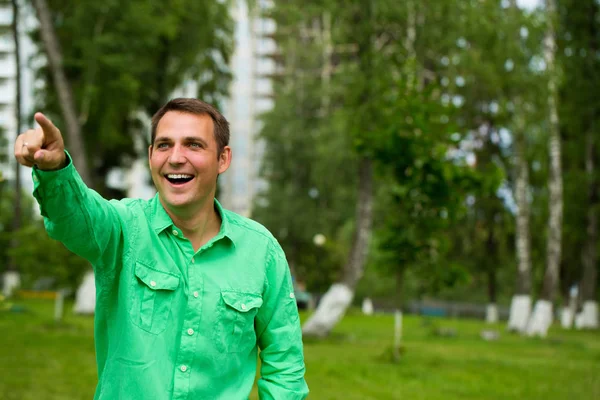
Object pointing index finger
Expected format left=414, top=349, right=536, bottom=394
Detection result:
left=34, top=112, right=61, bottom=142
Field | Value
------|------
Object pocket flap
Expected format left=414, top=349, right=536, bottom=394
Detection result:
left=221, top=291, right=263, bottom=312
left=135, top=262, right=180, bottom=291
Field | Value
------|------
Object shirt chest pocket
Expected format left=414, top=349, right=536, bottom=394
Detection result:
left=214, top=291, right=263, bottom=354
left=129, top=262, right=180, bottom=335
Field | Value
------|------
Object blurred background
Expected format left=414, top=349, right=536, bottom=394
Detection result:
left=0, top=0, right=599, bottom=399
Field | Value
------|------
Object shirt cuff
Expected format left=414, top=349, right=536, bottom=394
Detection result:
left=32, top=151, right=76, bottom=218
left=31, top=150, right=74, bottom=189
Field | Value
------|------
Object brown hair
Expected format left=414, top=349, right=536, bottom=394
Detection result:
left=151, top=98, right=230, bottom=156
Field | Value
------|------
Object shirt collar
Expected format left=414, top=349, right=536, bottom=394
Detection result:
left=212, top=198, right=235, bottom=246
left=150, top=194, right=173, bottom=234
left=150, top=195, right=235, bottom=246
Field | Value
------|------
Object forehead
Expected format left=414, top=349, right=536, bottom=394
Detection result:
left=155, top=111, right=215, bottom=140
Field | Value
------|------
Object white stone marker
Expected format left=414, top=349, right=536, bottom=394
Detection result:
left=74, top=270, right=96, bottom=315
left=362, top=297, right=374, bottom=316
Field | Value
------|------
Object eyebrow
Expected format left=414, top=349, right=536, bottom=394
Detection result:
left=183, top=136, right=208, bottom=145
left=154, top=136, right=208, bottom=146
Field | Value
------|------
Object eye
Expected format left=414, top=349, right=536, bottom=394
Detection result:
left=189, top=142, right=202, bottom=149
left=156, top=142, right=169, bottom=149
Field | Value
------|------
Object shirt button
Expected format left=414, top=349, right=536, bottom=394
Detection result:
left=150, top=281, right=157, bottom=287
left=191, top=257, right=195, bottom=263
left=290, top=292, right=295, bottom=299
left=241, top=303, right=247, bottom=310
left=180, top=365, right=187, bottom=372
left=172, top=230, right=179, bottom=236
left=193, top=291, right=199, bottom=298
left=187, top=328, right=194, bottom=336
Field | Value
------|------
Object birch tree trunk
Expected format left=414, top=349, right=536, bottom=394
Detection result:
left=341, top=158, right=374, bottom=289
left=302, top=0, right=375, bottom=338
left=302, top=157, right=373, bottom=337
left=486, top=224, right=499, bottom=324
left=527, top=0, right=563, bottom=337
left=506, top=0, right=533, bottom=333
left=392, top=267, right=405, bottom=362
left=32, top=0, right=91, bottom=185
left=508, top=126, right=533, bottom=332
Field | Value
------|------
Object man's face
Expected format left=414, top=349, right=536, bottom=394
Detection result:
left=149, top=111, right=231, bottom=213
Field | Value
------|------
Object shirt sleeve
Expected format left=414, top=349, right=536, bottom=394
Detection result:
left=255, top=241, right=309, bottom=400
left=32, top=151, right=127, bottom=287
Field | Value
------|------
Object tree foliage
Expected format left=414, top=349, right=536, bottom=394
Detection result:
left=254, top=0, right=482, bottom=298
left=253, top=3, right=358, bottom=291
left=557, top=0, right=600, bottom=301
left=253, top=0, right=594, bottom=310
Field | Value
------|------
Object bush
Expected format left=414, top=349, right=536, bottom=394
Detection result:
left=4, top=222, right=89, bottom=291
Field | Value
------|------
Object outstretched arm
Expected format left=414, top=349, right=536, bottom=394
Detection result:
left=14, top=113, right=126, bottom=285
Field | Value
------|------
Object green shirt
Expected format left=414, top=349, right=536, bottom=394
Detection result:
left=32, top=155, right=308, bottom=400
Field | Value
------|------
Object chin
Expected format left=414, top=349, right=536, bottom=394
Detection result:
left=159, top=194, right=192, bottom=209
left=166, top=199, right=194, bottom=209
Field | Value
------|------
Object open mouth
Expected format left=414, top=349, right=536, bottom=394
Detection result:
left=164, top=174, right=194, bottom=185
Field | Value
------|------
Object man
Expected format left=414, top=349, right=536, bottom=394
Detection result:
left=14, top=98, right=309, bottom=399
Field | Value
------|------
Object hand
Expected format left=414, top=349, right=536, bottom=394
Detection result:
left=14, top=112, right=67, bottom=171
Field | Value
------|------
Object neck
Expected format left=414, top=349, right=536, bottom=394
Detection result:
left=160, top=196, right=221, bottom=251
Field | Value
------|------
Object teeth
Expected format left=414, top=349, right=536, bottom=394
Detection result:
left=166, top=174, right=193, bottom=179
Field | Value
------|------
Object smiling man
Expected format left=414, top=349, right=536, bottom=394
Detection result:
left=14, top=98, right=309, bottom=400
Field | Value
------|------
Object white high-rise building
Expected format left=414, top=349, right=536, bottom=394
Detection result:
left=0, top=1, right=37, bottom=192
left=0, top=2, right=17, bottom=171
left=219, top=0, right=276, bottom=217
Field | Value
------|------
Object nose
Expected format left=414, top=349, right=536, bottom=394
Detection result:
left=168, top=144, right=186, bottom=165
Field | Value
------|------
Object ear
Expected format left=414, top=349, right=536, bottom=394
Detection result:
left=148, top=145, right=153, bottom=169
left=218, top=146, right=232, bottom=174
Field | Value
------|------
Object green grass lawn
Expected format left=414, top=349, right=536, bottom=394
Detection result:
left=1, top=300, right=599, bottom=400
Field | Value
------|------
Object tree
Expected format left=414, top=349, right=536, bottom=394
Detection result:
left=558, top=0, right=599, bottom=329
left=527, top=0, right=564, bottom=337
left=579, top=118, right=599, bottom=329
left=509, top=121, right=534, bottom=331
left=254, top=0, right=595, bottom=339
left=252, top=3, right=358, bottom=293
left=7, top=221, right=90, bottom=290
left=448, top=0, right=524, bottom=325
left=258, top=0, right=482, bottom=337
left=32, top=0, right=91, bottom=184
left=0, top=185, right=39, bottom=286
left=371, top=0, right=484, bottom=314
left=253, top=0, right=383, bottom=336
left=301, top=0, right=382, bottom=337
left=506, top=0, right=537, bottom=332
